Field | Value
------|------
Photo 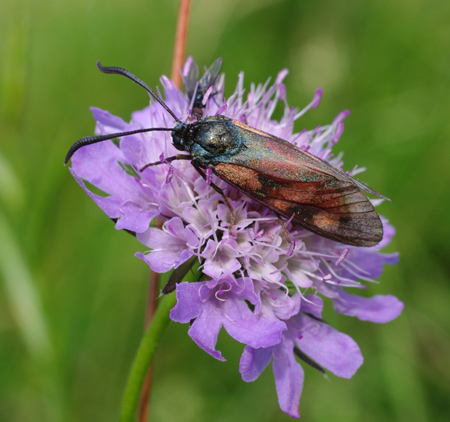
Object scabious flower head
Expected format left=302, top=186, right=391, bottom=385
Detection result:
left=69, top=57, right=403, bottom=418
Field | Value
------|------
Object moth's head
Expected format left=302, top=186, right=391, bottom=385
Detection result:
left=172, top=122, right=189, bottom=151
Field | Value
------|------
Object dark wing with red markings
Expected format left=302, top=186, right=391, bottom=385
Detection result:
left=212, top=120, right=384, bottom=246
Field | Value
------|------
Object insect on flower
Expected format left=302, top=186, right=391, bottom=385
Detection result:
left=183, top=57, right=223, bottom=116
left=65, top=61, right=389, bottom=247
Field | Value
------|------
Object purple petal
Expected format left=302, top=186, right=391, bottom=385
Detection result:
left=170, top=281, right=203, bottom=323
left=171, top=281, right=227, bottom=361
left=202, top=239, right=241, bottom=279
left=131, top=107, right=153, bottom=128
left=188, top=300, right=225, bottom=361
left=295, top=314, right=363, bottom=378
left=120, top=134, right=146, bottom=166
left=71, top=172, right=123, bottom=217
left=275, top=69, right=289, bottom=85
left=311, top=88, right=322, bottom=108
left=300, top=295, right=323, bottom=319
left=262, top=290, right=301, bottom=321
left=114, top=210, right=156, bottom=233
left=340, top=250, right=399, bottom=280
left=91, top=107, right=128, bottom=132
left=222, top=298, right=286, bottom=348
left=136, top=218, right=198, bottom=272
left=226, top=276, right=259, bottom=306
left=136, top=249, right=189, bottom=273
left=165, top=217, right=199, bottom=248
left=376, top=218, right=396, bottom=249
left=273, top=336, right=304, bottom=418
left=137, top=227, right=177, bottom=250
left=70, top=142, right=131, bottom=196
left=240, top=346, right=273, bottom=382
left=333, top=291, right=404, bottom=323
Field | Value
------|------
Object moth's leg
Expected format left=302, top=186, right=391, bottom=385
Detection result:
left=140, top=154, right=191, bottom=172
left=192, top=163, right=235, bottom=234
left=276, top=214, right=296, bottom=254
left=192, top=111, right=202, bottom=120
left=276, top=214, right=291, bottom=240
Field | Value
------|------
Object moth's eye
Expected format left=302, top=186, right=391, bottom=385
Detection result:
left=172, top=133, right=185, bottom=151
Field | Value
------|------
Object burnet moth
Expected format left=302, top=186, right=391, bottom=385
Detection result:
left=65, top=61, right=389, bottom=247
left=183, top=57, right=223, bottom=116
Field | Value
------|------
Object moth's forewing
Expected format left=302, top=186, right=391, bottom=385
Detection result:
left=212, top=120, right=383, bottom=247
left=351, top=177, right=390, bottom=202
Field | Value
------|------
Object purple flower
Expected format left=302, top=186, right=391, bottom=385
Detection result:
left=170, top=275, right=286, bottom=361
left=68, top=57, right=403, bottom=418
left=240, top=295, right=363, bottom=417
left=136, top=217, right=199, bottom=273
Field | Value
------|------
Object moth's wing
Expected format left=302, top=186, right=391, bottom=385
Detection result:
left=229, top=120, right=387, bottom=198
left=213, top=121, right=384, bottom=246
left=229, top=120, right=362, bottom=183
left=198, top=57, right=223, bottom=91
left=214, top=163, right=383, bottom=246
left=351, top=177, right=390, bottom=201
left=183, top=60, right=199, bottom=99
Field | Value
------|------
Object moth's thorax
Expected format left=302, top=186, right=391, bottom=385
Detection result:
left=173, top=115, right=243, bottom=162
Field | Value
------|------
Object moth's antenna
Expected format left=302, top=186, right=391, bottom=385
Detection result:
left=64, top=127, right=173, bottom=165
left=96, top=61, right=181, bottom=124
left=64, top=62, right=183, bottom=164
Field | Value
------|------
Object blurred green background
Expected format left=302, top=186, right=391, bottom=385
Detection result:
left=1, top=0, right=449, bottom=421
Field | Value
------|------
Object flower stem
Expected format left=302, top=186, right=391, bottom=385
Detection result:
left=138, top=269, right=161, bottom=422
left=171, top=0, right=192, bottom=88
left=120, top=292, right=177, bottom=422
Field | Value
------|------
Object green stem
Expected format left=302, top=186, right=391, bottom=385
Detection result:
left=120, top=293, right=177, bottom=422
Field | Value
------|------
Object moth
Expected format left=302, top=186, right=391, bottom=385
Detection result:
left=65, top=62, right=388, bottom=247
left=183, top=57, right=223, bottom=116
